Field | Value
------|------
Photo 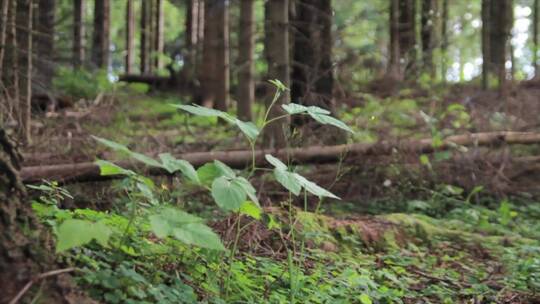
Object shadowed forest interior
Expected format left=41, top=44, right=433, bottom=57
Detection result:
left=2, top=0, right=540, bottom=303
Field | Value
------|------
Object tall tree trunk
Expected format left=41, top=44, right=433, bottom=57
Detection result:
left=481, top=0, right=490, bottom=89
left=125, top=0, right=135, bottom=73
left=4, top=0, right=18, bottom=120
left=153, top=0, right=164, bottom=71
left=421, top=0, right=437, bottom=77
left=487, top=0, right=513, bottom=88
left=388, top=0, right=401, bottom=77
left=264, top=0, right=290, bottom=148
left=16, top=0, right=32, bottom=144
left=237, top=0, right=255, bottom=121
left=0, top=0, right=10, bottom=74
left=291, top=0, right=334, bottom=113
left=92, top=0, right=110, bottom=69
left=213, top=0, right=229, bottom=112
left=184, top=0, right=199, bottom=78
left=73, top=0, right=85, bottom=67
left=200, top=0, right=218, bottom=106
left=398, top=0, right=417, bottom=78
left=36, top=0, right=55, bottom=88
left=140, top=0, right=150, bottom=74
left=533, top=0, right=538, bottom=78
left=441, top=0, right=448, bottom=81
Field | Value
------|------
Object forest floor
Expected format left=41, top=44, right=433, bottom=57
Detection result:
left=20, top=81, right=540, bottom=303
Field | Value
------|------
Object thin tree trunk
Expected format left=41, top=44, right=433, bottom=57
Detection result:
left=141, top=0, right=150, bottom=74
left=291, top=0, right=334, bottom=113
left=534, top=0, right=539, bottom=78
left=481, top=0, right=491, bottom=89
left=200, top=0, right=218, bottom=106
left=16, top=0, right=32, bottom=144
left=125, top=0, right=135, bottom=73
left=213, top=0, right=229, bottom=112
left=421, top=0, right=437, bottom=77
left=399, top=0, right=417, bottom=78
left=316, top=0, right=334, bottom=108
left=0, top=0, right=10, bottom=73
left=441, top=0, right=448, bottom=81
left=92, top=0, right=110, bottom=69
left=237, top=0, right=255, bottom=121
left=264, top=0, right=290, bottom=148
left=153, top=0, right=164, bottom=70
left=36, top=0, right=55, bottom=88
left=184, top=0, right=198, bottom=77
left=73, top=0, right=85, bottom=67
left=388, top=0, right=401, bottom=77
left=8, top=0, right=17, bottom=119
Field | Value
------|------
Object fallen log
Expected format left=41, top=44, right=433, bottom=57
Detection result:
left=20, top=131, right=540, bottom=183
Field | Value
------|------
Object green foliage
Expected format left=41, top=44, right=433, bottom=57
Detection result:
left=265, top=154, right=340, bottom=199
left=56, top=219, right=112, bottom=252
left=149, top=207, right=225, bottom=251
left=52, top=67, right=112, bottom=99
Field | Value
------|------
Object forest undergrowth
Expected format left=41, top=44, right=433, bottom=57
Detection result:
left=20, top=81, right=540, bottom=303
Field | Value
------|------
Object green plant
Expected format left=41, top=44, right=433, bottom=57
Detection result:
left=52, top=67, right=113, bottom=99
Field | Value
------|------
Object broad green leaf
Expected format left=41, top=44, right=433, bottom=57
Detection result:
left=239, top=201, right=262, bottom=220
left=172, top=104, right=225, bottom=118
left=173, top=223, right=225, bottom=251
left=306, top=106, right=331, bottom=115
left=159, top=153, right=199, bottom=183
left=282, top=103, right=308, bottom=115
left=274, top=169, right=301, bottom=196
left=128, top=151, right=162, bottom=168
left=56, top=219, right=112, bottom=252
left=308, top=113, right=354, bottom=133
left=149, top=208, right=224, bottom=251
left=293, top=173, right=340, bottom=199
left=211, top=176, right=246, bottom=211
left=197, top=163, right=222, bottom=186
left=93, top=136, right=162, bottom=168
left=265, top=154, right=288, bottom=170
left=95, top=160, right=135, bottom=176
left=234, top=177, right=259, bottom=206
left=235, top=119, right=260, bottom=141
left=92, top=136, right=130, bottom=153
left=213, top=160, right=236, bottom=178
left=149, top=215, right=169, bottom=238
left=172, top=104, right=235, bottom=123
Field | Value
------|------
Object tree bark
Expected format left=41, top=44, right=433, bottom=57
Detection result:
left=421, top=0, right=437, bottom=77
left=20, top=131, right=540, bottom=184
left=481, top=0, right=491, bottom=89
left=153, top=0, right=164, bottom=71
left=533, top=0, right=538, bottom=78
left=398, top=0, right=417, bottom=78
left=291, top=0, right=334, bottom=112
left=200, top=0, right=218, bottom=106
left=483, top=0, right=513, bottom=90
left=140, top=0, right=151, bottom=74
left=264, top=0, right=290, bottom=148
left=0, top=0, right=10, bottom=74
left=125, top=0, right=135, bottom=73
left=73, top=0, right=85, bottom=67
left=213, top=0, right=229, bottom=112
left=16, top=0, right=33, bottom=144
left=237, top=0, right=255, bottom=121
left=184, top=0, right=199, bottom=78
left=388, top=0, right=401, bottom=77
left=441, top=0, right=448, bottom=81
left=91, top=0, right=110, bottom=69
left=36, top=0, right=55, bottom=88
